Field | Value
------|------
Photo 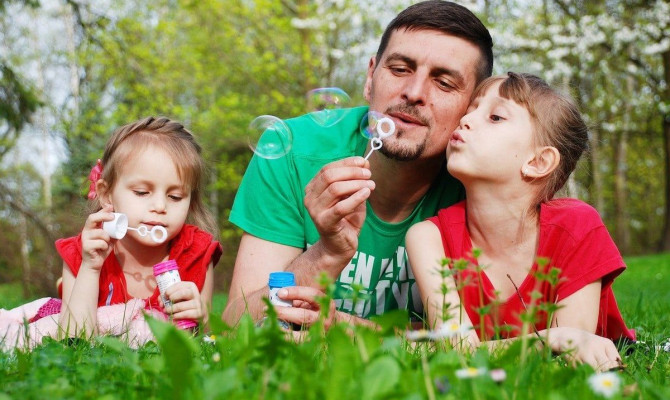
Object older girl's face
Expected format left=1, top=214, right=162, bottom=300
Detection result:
left=446, top=81, right=535, bottom=184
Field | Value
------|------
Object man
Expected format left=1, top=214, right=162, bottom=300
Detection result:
left=223, top=0, right=493, bottom=328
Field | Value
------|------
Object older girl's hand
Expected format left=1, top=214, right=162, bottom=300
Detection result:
left=549, top=326, right=623, bottom=371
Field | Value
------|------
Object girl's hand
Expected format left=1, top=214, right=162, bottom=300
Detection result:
left=80, top=205, right=116, bottom=272
left=549, top=326, right=623, bottom=372
left=163, top=281, right=206, bottom=320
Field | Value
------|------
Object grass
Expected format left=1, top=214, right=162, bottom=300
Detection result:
left=1, top=253, right=669, bottom=399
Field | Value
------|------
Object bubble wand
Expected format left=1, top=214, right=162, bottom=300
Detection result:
left=363, top=115, right=396, bottom=161
left=103, top=213, right=168, bottom=243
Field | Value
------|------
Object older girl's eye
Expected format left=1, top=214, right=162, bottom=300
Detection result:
left=133, top=190, right=148, bottom=196
left=168, top=195, right=183, bottom=201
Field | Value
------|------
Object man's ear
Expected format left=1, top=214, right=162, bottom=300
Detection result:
left=96, top=180, right=113, bottom=209
left=363, top=56, right=376, bottom=103
left=522, top=146, right=560, bottom=179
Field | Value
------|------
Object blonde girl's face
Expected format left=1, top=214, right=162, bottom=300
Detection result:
left=103, top=146, right=191, bottom=246
left=446, top=81, right=535, bottom=183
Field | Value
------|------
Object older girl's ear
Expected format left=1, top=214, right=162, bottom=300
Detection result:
left=522, top=146, right=560, bottom=179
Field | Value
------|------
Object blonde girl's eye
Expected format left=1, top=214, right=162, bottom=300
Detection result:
left=490, top=114, right=504, bottom=122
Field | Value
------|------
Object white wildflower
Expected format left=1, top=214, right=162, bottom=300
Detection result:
left=435, top=322, right=473, bottom=339
left=455, top=367, right=487, bottom=379
left=588, top=372, right=621, bottom=398
left=490, top=368, right=507, bottom=382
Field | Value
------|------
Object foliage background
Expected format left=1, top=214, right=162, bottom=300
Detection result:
left=0, top=0, right=669, bottom=298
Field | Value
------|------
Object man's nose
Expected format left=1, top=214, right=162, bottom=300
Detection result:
left=401, top=74, right=427, bottom=106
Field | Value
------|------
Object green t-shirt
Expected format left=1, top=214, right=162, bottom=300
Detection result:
left=230, top=106, right=464, bottom=320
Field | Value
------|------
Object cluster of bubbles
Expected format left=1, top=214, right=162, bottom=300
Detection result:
left=248, top=87, right=394, bottom=160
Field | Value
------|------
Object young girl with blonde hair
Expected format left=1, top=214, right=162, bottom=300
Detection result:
left=57, top=116, right=221, bottom=336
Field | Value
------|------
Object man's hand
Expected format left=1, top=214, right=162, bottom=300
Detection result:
left=303, top=157, right=374, bottom=278
left=274, top=286, right=336, bottom=332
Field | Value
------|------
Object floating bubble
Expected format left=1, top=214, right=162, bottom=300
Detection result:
left=307, top=87, right=351, bottom=127
left=248, top=115, right=293, bottom=159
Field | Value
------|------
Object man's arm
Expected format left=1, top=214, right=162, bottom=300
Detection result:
left=222, top=234, right=302, bottom=324
left=221, top=233, right=377, bottom=325
left=224, top=157, right=375, bottom=325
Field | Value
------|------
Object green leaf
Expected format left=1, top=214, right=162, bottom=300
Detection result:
left=362, top=356, right=401, bottom=399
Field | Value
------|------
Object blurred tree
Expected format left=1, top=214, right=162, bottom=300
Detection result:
left=483, top=0, right=668, bottom=254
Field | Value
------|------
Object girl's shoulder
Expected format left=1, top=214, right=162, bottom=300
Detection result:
left=541, top=198, right=605, bottom=236
left=170, top=225, right=222, bottom=268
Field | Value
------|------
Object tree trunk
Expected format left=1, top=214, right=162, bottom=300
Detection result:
left=614, top=76, right=633, bottom=253
left=589, top=126, right=606, bottom=217
left=614, top=129, right=630, bottom=253
left=19, top=212, right=31, bottom=298
left=659, top=49, right=670, bottom=252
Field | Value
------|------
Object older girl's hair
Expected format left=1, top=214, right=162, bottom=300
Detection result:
left=93, top=116, right=218, bottom=237
left=472, top=72, right=588, bottom=205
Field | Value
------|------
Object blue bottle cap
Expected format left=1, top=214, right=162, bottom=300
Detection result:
left=268, top=271, right=295, bottom=288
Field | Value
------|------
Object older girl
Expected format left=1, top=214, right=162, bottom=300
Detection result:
left=406, top=72, right=634, bottom=371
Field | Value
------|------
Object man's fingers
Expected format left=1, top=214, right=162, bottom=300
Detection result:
left=315, top=187, right=371, bottom=229
left=306, top=157, right=371, bottom=197
left=276, top=306, right=320, bottom=325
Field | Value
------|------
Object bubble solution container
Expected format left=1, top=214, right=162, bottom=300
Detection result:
left=268, top=271, right=295, bottom=329
left=153, top=260, right=197, bottom=331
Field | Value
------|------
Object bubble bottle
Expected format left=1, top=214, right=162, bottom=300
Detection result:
left=153, top=260, right=198, bottom=331
left=268, top=271, right=295, bottom=329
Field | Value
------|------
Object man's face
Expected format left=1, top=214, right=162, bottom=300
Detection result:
left=364, top=28, right=482, bottom=161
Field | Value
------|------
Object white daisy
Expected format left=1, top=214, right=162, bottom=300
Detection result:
left=588, top=371, right=621, bottom=398
left=435, top=322, right=473, bottom=339
left=405, top=329, right=432, bottom=342
left=455, top=367, right=487, bottom=379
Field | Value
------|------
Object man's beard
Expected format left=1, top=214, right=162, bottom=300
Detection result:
left=376, top=103, right=430, bottom=161
left=378, top=133, right=427, bottom=161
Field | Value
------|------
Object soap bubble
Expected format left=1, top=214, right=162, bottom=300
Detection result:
left=307, top=87, right=351, bottom=127
left=248, top=115, right=293, bottom=159
left=359, top=111, right=396, bottom=140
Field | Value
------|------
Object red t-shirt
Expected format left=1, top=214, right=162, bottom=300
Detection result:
left=55, top=224, right=222, bottom=311
left=428, top=199, right=635, bottom=341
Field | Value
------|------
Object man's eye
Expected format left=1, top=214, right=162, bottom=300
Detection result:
left=389, top=66, right=410, bottom=74
left=436, top=80, right=454, bottom=90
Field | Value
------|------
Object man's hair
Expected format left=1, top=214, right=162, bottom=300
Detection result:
left=376, top=0, right=493, bottom=83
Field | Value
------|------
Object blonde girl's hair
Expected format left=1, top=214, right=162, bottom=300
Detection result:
left=92, top=116, right=218, bottom=237
left=471, top=72, right=589, bottom=206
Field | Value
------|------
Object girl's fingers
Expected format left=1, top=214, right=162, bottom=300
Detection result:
left=165, top=282, right=199, bottom=303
